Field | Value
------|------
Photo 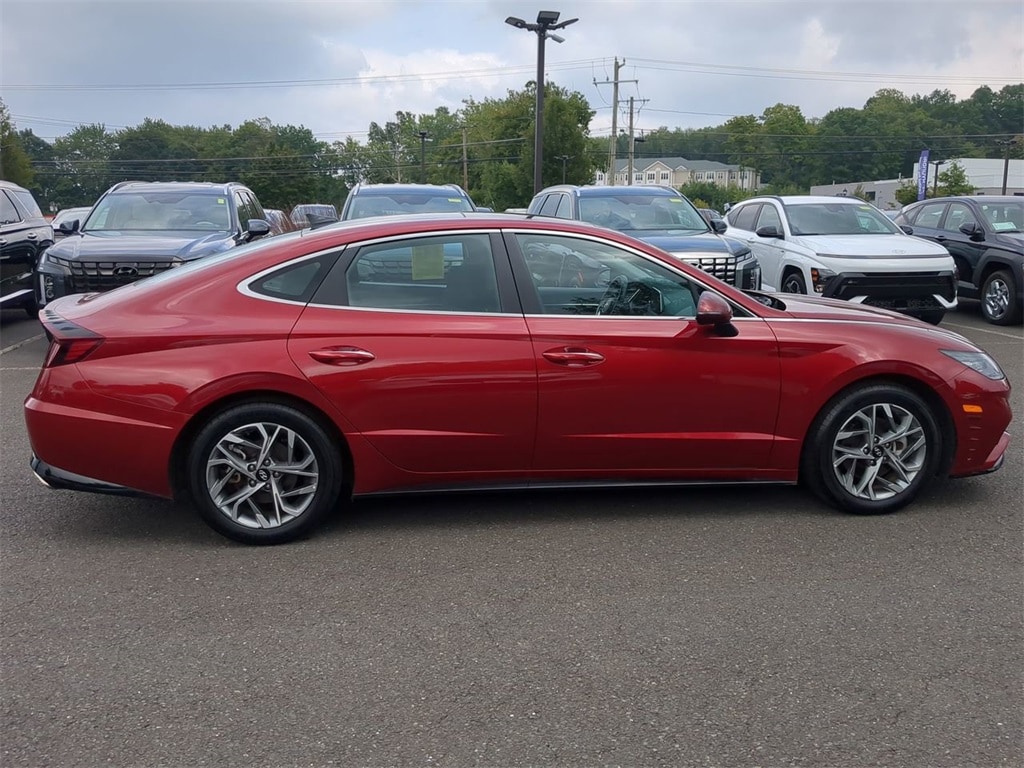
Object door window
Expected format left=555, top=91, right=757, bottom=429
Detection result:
left=912, top=203, right=946, bottom=229
left=942, top=202, right=977, bottom=232
left=516, top=233, right=700, bottom=317
left=540, top=194, right=562, bottom=217
left=0, top=191, right=20, bottom=226
left=326, top=233, right=502, bottom=314
left=755, top=205, right=783, bottom=232
left=728, top=203, right=759, bottom=232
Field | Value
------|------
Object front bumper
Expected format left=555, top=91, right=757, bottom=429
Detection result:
left=822, top=270, right=957, bottom=314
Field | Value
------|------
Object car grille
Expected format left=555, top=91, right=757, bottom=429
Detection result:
left=66, top=260, right=176, bottom=293
left=678, top=254, right=736, bottom=285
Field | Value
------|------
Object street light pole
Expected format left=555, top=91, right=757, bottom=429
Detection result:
left=418, top=131, right=430, bottom=183
left=931, top=159, right=944, bottom=196
left=505, top=11, right=579, bottom=196
left=557, top=154, right=571, bottom=183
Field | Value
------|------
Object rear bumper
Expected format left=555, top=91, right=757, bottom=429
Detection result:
left=31, top=454, right=144, bottom=496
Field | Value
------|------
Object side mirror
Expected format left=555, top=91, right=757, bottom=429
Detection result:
left=696, top=291, right=736, bottom=336
left=58, top=220, right=80, bottom=235
left=899, top=225, right=914, bottom=235
left=959, top=221, right=984, bottom=240
left=246, top=219, right=272, bottom=240
left=755, top=225, right=783, bottom=239
left=711, top=219, right=728, bottom=234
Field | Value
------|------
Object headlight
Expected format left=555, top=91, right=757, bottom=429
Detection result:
left=810, top=267, right=836, bottom=293
left=942, top=349, right=1006, bottom=380
left=735, top=247, right=755, bottom=263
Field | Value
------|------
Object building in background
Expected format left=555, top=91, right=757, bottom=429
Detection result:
left=595, top=157, right=760, bottom=190
left=810, top=158, right=1024, bottom=211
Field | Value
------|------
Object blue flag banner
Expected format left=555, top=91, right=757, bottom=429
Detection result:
left=917, top=149, right=930, bottom=201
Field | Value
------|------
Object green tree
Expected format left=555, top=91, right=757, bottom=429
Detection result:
left=0, top=100, right=34, bottom=186
left=48, top=124, right=118, bottom=208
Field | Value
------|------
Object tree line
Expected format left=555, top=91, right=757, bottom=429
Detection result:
left=1, top=82, right=1020, bottom=215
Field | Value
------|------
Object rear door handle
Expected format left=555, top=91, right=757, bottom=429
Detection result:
left=542, top=347, right=605, bottom=367
left=308, top=346, right=376, bottom=366
left=26, top=233, right=37, bottom=240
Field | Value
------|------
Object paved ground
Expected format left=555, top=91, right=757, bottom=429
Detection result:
left=1, top=303, right=1021, bottom=768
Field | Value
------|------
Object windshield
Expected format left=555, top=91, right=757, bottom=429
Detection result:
left=785, top=202, right=900, bottom=236
left=347, top=193, right=474, bottom=219
left=84, top=192, right=232, bottom=233
left=979, top=201, right=1023, bottom=233
left=578, top=193, right=709, bottom=232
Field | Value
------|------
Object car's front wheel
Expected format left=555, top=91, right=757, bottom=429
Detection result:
left=980, top=268, right=1022, bottom=326
left=802, top=383, right=943, bottom=515
left=186, top=402, right=344, bottom=544
left=781, top=270, right=807, bottom=294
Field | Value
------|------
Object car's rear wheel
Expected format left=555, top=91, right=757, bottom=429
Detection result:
left=802, top=383, right=942, bottom=515
left=781, top=270, right=807, bottom=294
left=980, top=269, right=1022, bottom=325
left=186, top=403, right=343, bottom=544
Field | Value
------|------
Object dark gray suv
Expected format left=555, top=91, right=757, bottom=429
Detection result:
left=0, top=181, right=52, bottom=316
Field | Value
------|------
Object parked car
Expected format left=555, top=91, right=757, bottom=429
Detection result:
left=340, top=183, right=478, bottom=220
left=0, top=180, right=52, bottom=315
left=36, top=181, right=271, bottom=308
left=25, top=213, right=1011, bottom=545
left=894, top=196, right=1023, bottom=325
left=50, top=206, right=93, bottom=240
left=697, top=207, right=724, bottom=226
left=725, top=195, right=957, bottom=324
left=289, top=204, right=339, bottom=228
left=527, top=185, right=761, bottom=290
left=263, top=208, right=297, bottom=236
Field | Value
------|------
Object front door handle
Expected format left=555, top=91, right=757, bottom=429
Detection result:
left=542, top=347, right=605, bottom=367
left=308, top=346, right=376, bottom=366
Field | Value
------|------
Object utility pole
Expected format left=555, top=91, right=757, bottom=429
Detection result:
left=418, top=131, right=430, bottom=183
left=462, top=126, right=469, bottom=190
left=594, top=58, right=636, bottom=186
left=627, top=97, right=635, bottom=186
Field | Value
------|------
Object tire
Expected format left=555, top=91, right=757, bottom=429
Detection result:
left=186, top=402, right=344, bottom=544
left=781, top=270, right=807, bottom=294
left=980, top=268, right=1022, bottom=326
left=802, top=383, right=942, bottom=515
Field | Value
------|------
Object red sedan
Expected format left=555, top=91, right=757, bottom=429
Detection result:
left=24, top=213, right=1012, bottom=544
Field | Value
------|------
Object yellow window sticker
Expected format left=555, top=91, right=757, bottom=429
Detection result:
left=448, top=198, right=462, bottom=203
left=217, top=198, right=225, bottom=204
left=670, top=197, right=683, bottom=202
left=411, top=244, right=445, bottom=280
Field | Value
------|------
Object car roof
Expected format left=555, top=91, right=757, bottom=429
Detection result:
left=108, top=181, right=246, bottom=195
left=541, top=185, right=679, bottom=198
left=353, top=183, right=469, bottom=196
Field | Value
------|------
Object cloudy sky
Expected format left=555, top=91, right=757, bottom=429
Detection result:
left=2, top=0, right=1021, bottom=145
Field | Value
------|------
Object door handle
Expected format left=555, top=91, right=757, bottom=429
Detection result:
left=308, top=346, right=376, bottom=366
left=26, top=233, right=37, bottom=240
left=542, top=347, right=605, bottom=367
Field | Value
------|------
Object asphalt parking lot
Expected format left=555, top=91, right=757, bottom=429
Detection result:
left=1, top=302, right=1021, bottom=768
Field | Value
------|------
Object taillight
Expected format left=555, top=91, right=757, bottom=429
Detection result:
left=40, top=312, right=104, bottom=367
left=44, top=338, right=103, bottom=367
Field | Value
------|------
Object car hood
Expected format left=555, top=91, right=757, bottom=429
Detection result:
left=630, top=231, right=744, bottom=255
left=47, top=230, right=236, bottom=261
left=772, top=292, right=968, bottom=336
left=791, top=233, right=951, bottom=259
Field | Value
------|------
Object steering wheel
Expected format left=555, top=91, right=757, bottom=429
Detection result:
left=596, top=275, right=629, bottom=315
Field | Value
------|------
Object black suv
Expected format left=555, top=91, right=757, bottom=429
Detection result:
left=340, top=183, right=478, bottom=220
left=0, top=181, right=53, bottom=315
left=37, top=181, right=270, bottom=307
left=527, top=185, right=761, bottom=290
left=895, top=196, right=1023, bottom=325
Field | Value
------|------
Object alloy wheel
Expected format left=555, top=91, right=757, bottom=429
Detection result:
left=205, top=422, right=319, bottom=529
left=830, top=403, right=926, bottom=501
left=983, top=275, right=1011, bottom=321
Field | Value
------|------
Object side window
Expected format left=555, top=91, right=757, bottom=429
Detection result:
left=516, top=233, right=700, bottom=318
left=942, top=202, right=977, bottom=232
left=755, top=205, right=783, bottom=232
left=333, top=234, right=501, bottom=314
left=245, top=191, right=266, bottom=221
left=234, top=192, right=252, bottom=229
left=728, top=203, right=760, bottom=232
left=12, top=190, right=43, bottom=218
left=0, top=191, right=21, bottom=226
left=553, top=194, right=572, bottom=219
left=540, top=194, right=561, bottom=217
left=248, top=253, right=338, bottom=303
left=913, top=203, right=946, bottom=230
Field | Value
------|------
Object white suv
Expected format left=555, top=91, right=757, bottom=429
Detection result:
left=726, top=195, right=957, bottom=324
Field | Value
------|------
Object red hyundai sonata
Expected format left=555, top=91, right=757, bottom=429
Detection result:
left=25, top=213, right=1012, bottom=544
